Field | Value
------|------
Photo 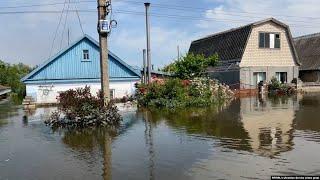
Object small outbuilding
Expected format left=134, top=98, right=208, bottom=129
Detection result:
left=21, top=35, right=141, bottom=104
left=0, top=85, right=11, bottom=99
left=294, top=33, right=320, bottom=82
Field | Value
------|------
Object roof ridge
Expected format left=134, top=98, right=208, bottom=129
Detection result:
left=294, top=32, right=320, bottom=40
left=192, top=17, right=288, bottom=44
left=192, top=23, right=253, bottom=43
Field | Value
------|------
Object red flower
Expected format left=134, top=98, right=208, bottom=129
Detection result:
left=182, top=80, right=191, bottom=87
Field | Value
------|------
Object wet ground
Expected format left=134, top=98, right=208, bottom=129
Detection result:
left=0, top=94, right=320, bottom=180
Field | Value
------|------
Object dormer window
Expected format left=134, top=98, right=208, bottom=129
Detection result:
left=259, top=32, right=280, bottom=49
left=83, top=50, right=90, bottom=60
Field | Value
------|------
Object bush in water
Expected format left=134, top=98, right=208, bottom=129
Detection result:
left=135, top=77, right=234, bottom=108
left=45, top=86, right=122, bottom=128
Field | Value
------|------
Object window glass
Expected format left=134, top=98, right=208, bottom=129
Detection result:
left=276, top=72, right=287, bottom=83
left=259, top=33, right=265, bottom=48
left=259, top=33, right=280, bottom=49
left=275, top=34, right=280, bottom=48
left=265, top=33, right=270, bottom=48
left=83, top=50, right=89, bottom=60
left=253, top=72, right=266, bottom=86
left=109, top=89, right=115, bottom=99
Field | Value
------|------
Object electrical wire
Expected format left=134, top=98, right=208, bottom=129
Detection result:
left=49, top=0, right=68, bottom=58
left=74, top=0, right=85, bottom=35
left=60, top=0, right=71, bottom=49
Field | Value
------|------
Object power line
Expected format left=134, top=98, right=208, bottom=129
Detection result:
left=49, top=0, right=68, bottom=58
left=0, top=9, right=319, bottom=29
left=2, top=0, right=320, bottom=22
left=0, top=1, right=95, bottom=9
left=74, top=0, right=85, bottom=35
left=113, top=0, right=320, bottom=21
left=60, top=0, right=71, bottom=49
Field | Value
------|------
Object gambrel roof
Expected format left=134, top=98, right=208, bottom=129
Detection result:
left=294, top=33, right=320, bottom=70
left=22, top=35, right=141, bottom=84
left=189, top=18, right=300, bottom=65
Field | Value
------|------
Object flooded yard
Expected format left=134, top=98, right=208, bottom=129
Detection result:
left=0, top=94, right=320, bottom=180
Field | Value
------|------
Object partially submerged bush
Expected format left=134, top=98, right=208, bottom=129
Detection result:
left=268, top=77, right=296, bottom=95
left=45, top=86, right=122, bottom=128
left=135, top=77, right=233, bottom=108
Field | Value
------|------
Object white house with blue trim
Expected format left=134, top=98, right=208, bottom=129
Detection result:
left=21, top=35, right=141, bottom=104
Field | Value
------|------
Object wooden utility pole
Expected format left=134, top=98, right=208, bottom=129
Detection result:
left=143, top=49, right=147, bottom=84
left=97, top=0, right=110, bottom=105
left=145, top=2, right=151, bottom=84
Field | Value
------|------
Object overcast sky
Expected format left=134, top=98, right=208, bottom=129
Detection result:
left=1, top=0, right=320, bottom=68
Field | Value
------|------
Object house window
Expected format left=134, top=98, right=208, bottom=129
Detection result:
left=83, top=50, right=90, bottom=60
left=276, top=72, right=287, bottom=83
left=253, top=72, right=266, bottom=86
left=259, top=32, right=280, bottom=49
left=110, top=89, right=115, bottom=99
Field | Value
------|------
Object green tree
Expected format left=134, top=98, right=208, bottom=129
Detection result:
left=0, top=60, right=32, bottom=100
left=162, top=53, right=219, bottom=79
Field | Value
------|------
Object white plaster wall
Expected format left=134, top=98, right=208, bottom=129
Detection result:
left=26, top=80, right=138, bottom=104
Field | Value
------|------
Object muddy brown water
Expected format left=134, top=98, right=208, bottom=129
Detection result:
left=0, top=94, right=320, bottom=180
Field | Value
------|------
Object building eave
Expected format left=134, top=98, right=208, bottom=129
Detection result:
left=23, top=77, right=141, bottom=84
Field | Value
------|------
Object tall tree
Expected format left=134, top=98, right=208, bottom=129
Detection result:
left=162, top=53, right=219, bottom=79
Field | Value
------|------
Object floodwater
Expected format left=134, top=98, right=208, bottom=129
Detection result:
left=0, top=94, right=320, bottom=180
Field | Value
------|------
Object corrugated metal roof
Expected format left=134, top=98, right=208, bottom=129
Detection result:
left=294, top=33, right=320, bottom=70
left=22, top=35, right=141, bottom=84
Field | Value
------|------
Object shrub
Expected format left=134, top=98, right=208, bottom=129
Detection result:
left=45, top=86, right=122, bottom=128
left=268, top=77, right=296, bottom=95
left=135, top=77, right=233, bottom=108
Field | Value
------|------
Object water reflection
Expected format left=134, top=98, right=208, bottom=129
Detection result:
left=2, top=94, right=320, bottom=179
left=142, top=96, right=299, bottom=158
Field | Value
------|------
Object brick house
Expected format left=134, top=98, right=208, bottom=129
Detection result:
left=189, top=18, right=300, bottom=90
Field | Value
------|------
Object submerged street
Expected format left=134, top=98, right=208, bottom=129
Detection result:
left=0, top=94, right=320, bottom=180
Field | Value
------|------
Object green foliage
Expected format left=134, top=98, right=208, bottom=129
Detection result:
left=162, top=53, right=219, bottom=79
left=0, top=60, right=32, bottom=100
left=268, top=77, right=296, bottom=95
left=135, top=77, right=233, bottom=108
left=46, top=86, right=122, bottom=128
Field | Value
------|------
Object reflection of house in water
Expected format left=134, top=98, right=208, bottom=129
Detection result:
left=240, top=96, right=298, bottom=157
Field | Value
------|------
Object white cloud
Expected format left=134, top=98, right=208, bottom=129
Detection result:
left=111, top=26, right=196, bottom=68
left=202, top=0, right=320, bottom=36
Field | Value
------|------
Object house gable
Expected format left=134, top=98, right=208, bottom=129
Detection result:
left=240, top=21, right=299, bottom=67
left=22, top=35, right=140, bottom=84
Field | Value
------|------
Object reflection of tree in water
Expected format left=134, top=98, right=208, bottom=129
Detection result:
left=141, top=100, right=252, bottom=152
left=0, top=100, right=20, bottom=126
left=142, top=96, right=298, bottom=158
left=294, top=94, right=320, bottom=137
